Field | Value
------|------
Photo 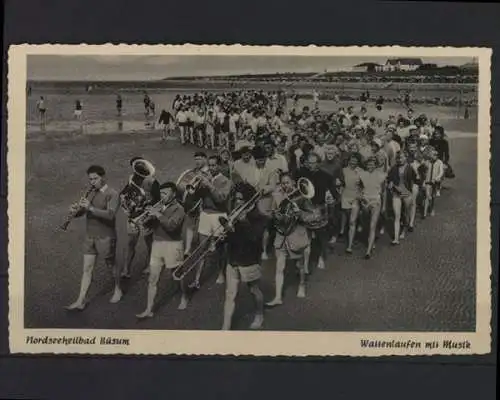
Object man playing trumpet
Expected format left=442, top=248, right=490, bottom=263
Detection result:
left=136, top=182, right=187, bottom=319
left=66, top=165, right=122, bottom=310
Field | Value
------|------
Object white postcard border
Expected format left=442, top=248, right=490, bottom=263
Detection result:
left=7, top=44, right=492, bottom=356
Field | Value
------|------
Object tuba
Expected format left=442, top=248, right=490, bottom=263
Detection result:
left=176, top=166, right=211, bottom=215
left=120, top=158, right=156, bottom=218
left=274, top=177, right=315, bottom=236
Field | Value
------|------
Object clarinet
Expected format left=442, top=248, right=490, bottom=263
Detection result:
left=59, top=186, right=97, bottom=231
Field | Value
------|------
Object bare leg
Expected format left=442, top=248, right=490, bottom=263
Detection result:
left=184, top=226, right=194, bottom=256
left=266, top=251, right=286, bottom=306
left=409, top=184, right=418, bottom=229
left=248, top=281, right=264, bottom=329
left=222, top=265, right=239, bottom=330
left=261, top=228, right=269, bottom=260
left=296, top=258, right=306, bottom=298
left=392, top=196, right=402, bottom=244
left=180, top=126, right=186, bottom=144
left=423, top=185, right=431, bottom=218
left=347, top=204, right=359, bottom=252
left=366, top=203, right=381, bottom=257
left=109, top=259, right=123, bottom=303
left=66, top=254, right=96, bottom=310
left=303, top=244, right=311, bottom=275
left=316, top=229, right=328, bottom=269
left=403, top=197, right=414, bottom=230
left=178, top=279, right=190, bottom=310
left=136, top=263, right=161, bottom=318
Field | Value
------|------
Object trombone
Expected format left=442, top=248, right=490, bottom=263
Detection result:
left=172, top=189, right=263, bottom=282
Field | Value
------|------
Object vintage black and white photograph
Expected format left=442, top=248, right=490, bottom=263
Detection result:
left=7, top=45, right=491, bottom=356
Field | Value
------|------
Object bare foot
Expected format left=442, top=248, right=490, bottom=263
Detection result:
left=110, top=289, right=123, bottom=304
left=249, top=314, right=264, bottom=330
left=136, top=310, right=154, bottom=319
left=65, top=301, right=86, bottom=311
left=261, top=252, right=268, bottom=261
left=265, top=298, right=283, bottom=307
left=317, top=257, right=325, bottom=269
left=178, top=296, right=189, bottom=310
left=297, top=284, right=306, bottom=298
left=215, top=274, right=225, bottom=284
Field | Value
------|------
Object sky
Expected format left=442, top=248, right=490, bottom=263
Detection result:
left=27, top=55, right=476, bottom=81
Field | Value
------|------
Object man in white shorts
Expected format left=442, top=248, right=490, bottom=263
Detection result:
left=190, top=155, right=232, bottom=291
left=136, top=182, right=186, bottom=318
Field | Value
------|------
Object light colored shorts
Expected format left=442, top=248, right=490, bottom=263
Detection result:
left=362, top=196, right=382, bottom=209
left=149, top=240, right=184, bottom=269
left=227, top=263, right=262, bottom=283
left=198, top=211, right=227, bottom=237
left=74, top=110, right=82, bottom=117
left=341, top=196, right=358, bottom=210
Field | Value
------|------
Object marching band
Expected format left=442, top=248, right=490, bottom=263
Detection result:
left=62, top=89, right=455, bottom=330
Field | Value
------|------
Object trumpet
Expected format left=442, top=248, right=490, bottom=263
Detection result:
left=59, top=186, right=97, bottom=231
left=130, top=194, right=175, bottom=228
left=172, top=189, right=263, bottom=282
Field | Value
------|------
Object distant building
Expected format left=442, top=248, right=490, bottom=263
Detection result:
left=382, top=58, right=424, bottom=72
left=351, top=62, right=382, bottom=73
left=460, top=61, right=479, bottom=72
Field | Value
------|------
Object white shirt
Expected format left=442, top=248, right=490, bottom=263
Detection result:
left=229, top=114, right=239, bottom=133
left=267, top=154, right=289, bottom=174
left=176, top=111, right=187, bottom=123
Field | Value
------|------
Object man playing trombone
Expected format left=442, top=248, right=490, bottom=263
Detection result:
left=136, top=182, right=187, bottom=319
left=186, top=155, right=231, bottom=295
left=221, top=182, right=267, bottom=330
